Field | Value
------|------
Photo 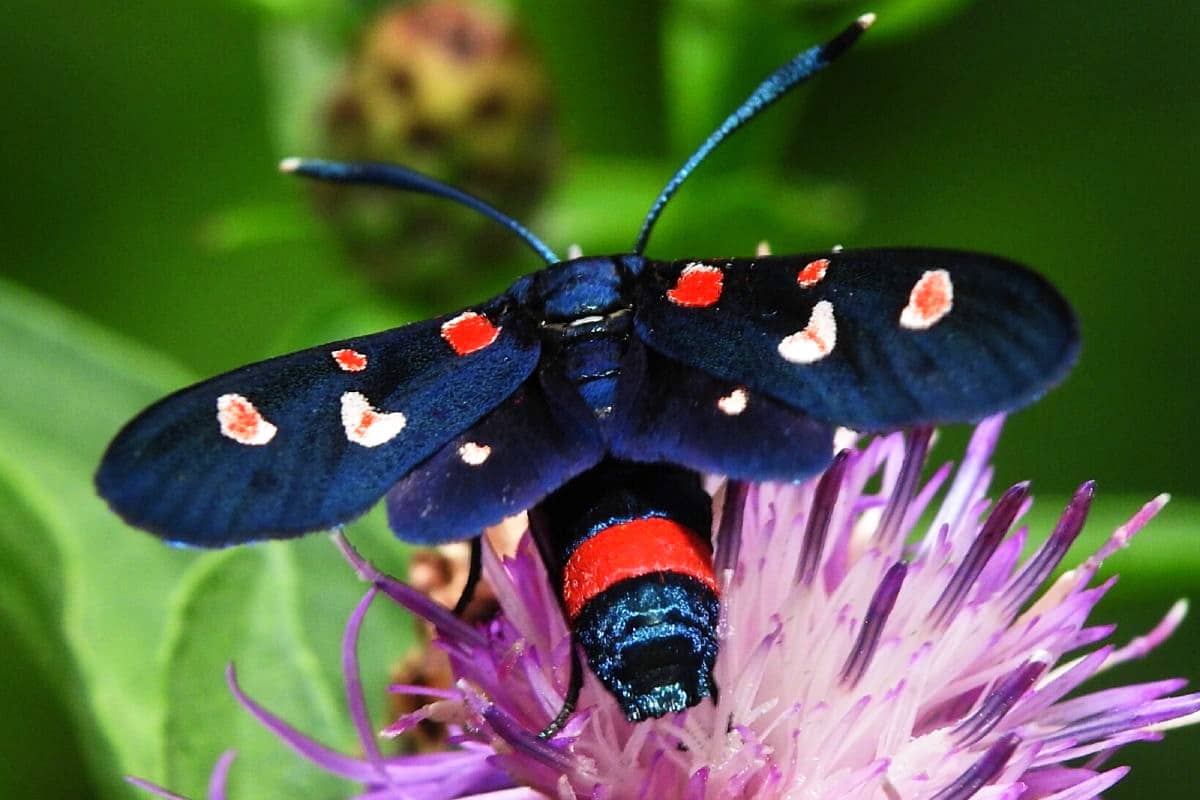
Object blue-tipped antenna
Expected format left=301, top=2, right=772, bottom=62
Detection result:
left=633, top=14, right=875, bottom=255
left=280, top=158, right=560, bottom=265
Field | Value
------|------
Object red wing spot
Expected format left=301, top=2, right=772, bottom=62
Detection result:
left=900, top=270, right=954, bottom=330
left=666, top=263, right=723, bottom=308
left=441, top=311, right=502, bottom=356
left=561, top=517, right=718, bottom=620
left=331, top=348, right=368, bottom=372
left=216, top=393, right=277, bottom=445
left=355, top=411, right=374, bottom=435
left=796, top=258, right=830, bottom=288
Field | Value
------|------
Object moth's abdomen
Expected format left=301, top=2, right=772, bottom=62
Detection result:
left=574, top=571, right=719, bottom=721
left=560, top=516, right=717, bottom=620
left=530, top=459, right=720, bottom=721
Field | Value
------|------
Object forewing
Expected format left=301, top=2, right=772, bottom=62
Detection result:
left=635, top=249, right=1079, bottom=431
left=386, top=367, right=605, bottom=544
left=95, top=298, right=538, bottom=546
left=609, top=342, right=834, bottom=481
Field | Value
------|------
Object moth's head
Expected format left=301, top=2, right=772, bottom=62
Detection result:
left=574, top=574, right=720, bottom=721
left=531, top=256, right=627, bottom=320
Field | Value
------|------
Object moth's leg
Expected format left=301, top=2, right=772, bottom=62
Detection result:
left=538, top=639, right=584, bottom=739
left=451, top=536, right=483, bottom=618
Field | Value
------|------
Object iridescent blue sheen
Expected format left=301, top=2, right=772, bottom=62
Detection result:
left=94, top=15, right=1082, bottom=735
left=531, top=257, right=637, bottom=419
left=530, top=257, right=629, bottom=321
left=574, top=574, right=719, bottom=721
left=529, top=460, right=719, bottom=722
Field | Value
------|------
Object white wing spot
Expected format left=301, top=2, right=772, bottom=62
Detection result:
left=717, top=388, right=749, bottom=416
left=340, top=391, right=406, bottom=447
left=900, top=269, right=954, bottom=330
left=458, top=441, right=492, bottom=466
left=778, top=301, right=837, bottom=364
left=217, top=393, right=277, bottom=445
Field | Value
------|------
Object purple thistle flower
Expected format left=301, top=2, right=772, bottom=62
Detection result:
left=133, top=417, right=1199, bottom=799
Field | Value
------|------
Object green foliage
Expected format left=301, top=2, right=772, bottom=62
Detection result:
left=162, top=547, right=346, bottom=797
left=543, top=157, right=861, bottom=256
left=1, top=278, right=1197, bottom=798
left=0, top=281, right=414, bottom=798
left=0, top=0, right=1197, bottom=797
left=0, top=282, right=195, bottom=793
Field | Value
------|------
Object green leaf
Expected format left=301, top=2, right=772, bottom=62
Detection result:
left=0, top=464, right=66, bottom=680
left=260, top=23, right=344, bottom=155
left=661, top=0, right=811, bottom=157
left=866, top=0, right=979, bottom=38
left=0, top=465, right=112, bottom=798
left=0, top=279, right=199, bottom=794
left=163, top=546, right=345, bottom=797
left=514, top=0, right=666, bottom=156
left=161, top=519, right=415, bottom=799
left=764, top=0, right=980, bottom=40
left=0, top=279, right=415, bottom=797
left=544, top=156, right=861, bottom=255
left=659, top=0, right=981, bottom=160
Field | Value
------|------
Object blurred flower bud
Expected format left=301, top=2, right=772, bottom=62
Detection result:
left=319, top=0, right=556, bottom=302
left=390, top=515, right=526, bottom=752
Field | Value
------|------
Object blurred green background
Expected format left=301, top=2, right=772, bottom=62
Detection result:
left=1, top=0, right=1196, bottom=797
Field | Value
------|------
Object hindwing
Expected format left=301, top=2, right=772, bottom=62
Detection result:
left=609, top=342, right=834, bottom=481
left=386, top=366, right=605, bottom=545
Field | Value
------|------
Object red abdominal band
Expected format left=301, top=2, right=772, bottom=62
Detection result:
left=561, top=516, right=719, bottom=620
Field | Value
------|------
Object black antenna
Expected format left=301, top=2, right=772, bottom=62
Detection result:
left=280, top=158, right=560, bottom=265
left=633, top=13, right=875, bottom=255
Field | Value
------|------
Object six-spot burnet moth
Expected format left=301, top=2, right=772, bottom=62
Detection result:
left=95, top=14, right=1079, bottom=735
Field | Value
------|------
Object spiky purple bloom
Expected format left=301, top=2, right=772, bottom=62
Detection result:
left=134, top=417, right=1199, bottom=799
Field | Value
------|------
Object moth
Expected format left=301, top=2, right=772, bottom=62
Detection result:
left=96, top=15, right=1078, bottom=735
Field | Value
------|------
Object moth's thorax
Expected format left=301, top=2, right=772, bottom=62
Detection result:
left=529, top=255, right=640, bottom=321
left=530, top=255, right=643, bottom=417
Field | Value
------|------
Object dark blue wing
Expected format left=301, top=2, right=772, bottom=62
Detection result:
left=609, top=342, right=834, bottom=481
left=386, top=367, right=605, bottom=544
left=634, top=249, right=1078, bottom=431
left=95, top=297, right=538, bottom=546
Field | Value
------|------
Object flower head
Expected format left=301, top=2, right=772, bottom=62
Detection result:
left=134, top=417, right=1199, bottom=799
